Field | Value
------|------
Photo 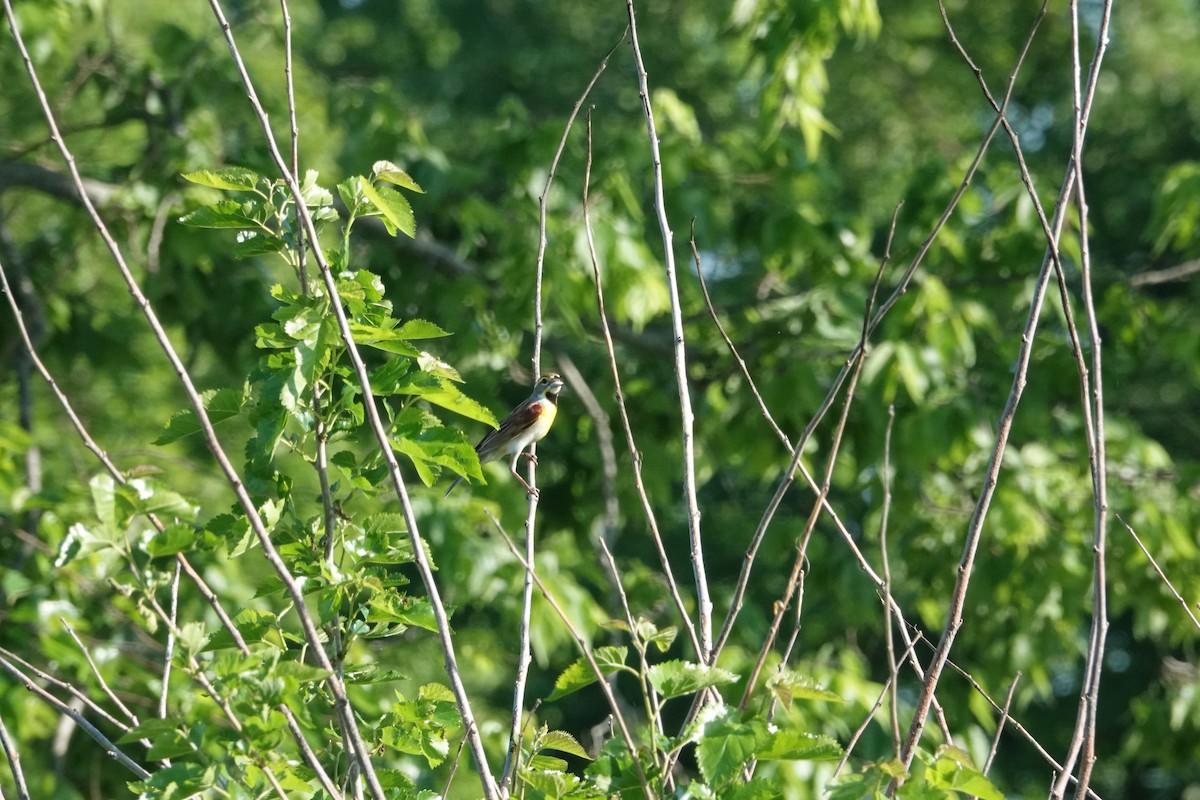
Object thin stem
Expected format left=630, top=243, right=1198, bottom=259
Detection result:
left=1055, top=2, right=1115, bottom=795
left=880, top=405, right=901, bottom=755
left=60, top=619, right=140, bottom=726
left=485, top=511, right=654, bottom=800
left=1117, top=515, right=1200, bottom=631
left=0, top=654, right=150, bottom=780
left=501, top=39, right=619, bottom=796
left=281, top=705, right=344, bottom=800
left=159, top=560, right=181, bottom=720
left=581, top=110, right=703, bottom=659
left=626, top=0, right=711, bottom=659
left=0, top=710, right=31, bottom=800
left=984, top=673, right=1021, bottom=775
left=833, top=637, right=921, bottom=777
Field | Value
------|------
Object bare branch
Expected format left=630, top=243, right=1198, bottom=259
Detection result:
left=501, top=38, right=621, bottom=796
left=581, top=110, right=703, bottom=660
left=1117, top=515, right=1200, bottom=631
left=984, top=673, right=1021, bottom=775
left=485, top=511, right=654, bottom=800
left=0, top=653, right=150, bottom=780
left=0, top=709, right=31, bottom=800
left=626, top=0, right=711, bottom=658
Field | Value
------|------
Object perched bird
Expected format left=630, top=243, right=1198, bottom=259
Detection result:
left=444, top=372, right=565, bottom=497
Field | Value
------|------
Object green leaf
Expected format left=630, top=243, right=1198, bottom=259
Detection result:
left=232, top=229, right=286, bottom=258
left=205, top=608, right=283, bottom=651
left=755, top=729, right=842, bottom=762
left=528, top=754, right=570, bottom=772
left=765, top=669, right=843, bottom=709
left=129, top=762, right=217, bottom=798
left=925, top=746, right=1005, bottom=800
left=360, top=177, right=416, bottom=238
left=118, top=717, right=185, bottom=744
left=178, top=199, right=262, bottom=229
left=394, top=319, right=450, bottom=339
left=547, top=646, right=628, bottom=700
left=144, top=523, right=196, bottom=557
left=371, top=160, right=425, bottom=193
left=696, top=718, right=757, bottom=786
left=181, top=167, right=261, bottom=191
left=391, top=372, right=499, bottom=427
left=154, top=389, right=244, bottom=445
left=349, top=322, right=421, bottom=356
left=648, top=660, right=738, bottom=700
left=392, top=427, right=483, bottom=487
left=538, top=730, right=591, bottom=760
left=520, top=767, right=580, bottom=799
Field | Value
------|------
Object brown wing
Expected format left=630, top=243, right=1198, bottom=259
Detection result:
left=475, top=399, right=544, bottom=462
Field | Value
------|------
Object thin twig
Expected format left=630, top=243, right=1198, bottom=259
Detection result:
left=692, top=220, right=791, bottom=451
left=581, top=110, right=703, bottom=659
left=442, top=734, right=468, bottom=800
left=880, top=405, right=901, bottom=755
left=501, top=39, right=621, bottom=797
left=1117, top=515, right=1200, bottom=630
left=833, top=637, right=921, bottom=777
left=0, top=706, right=32, bottom=800
left=61, top=619, right=139, bottom=727
left=0, top=654, right=150, bottom=780
left=159, top=560, right=181, bottom=719
left=945, top=659, right=1102, bottom=800
left=984, top=673, right=1021, bottom=775
left=484, top=511, right=655, bottom=800
left=626, top=0, right=711, bottom=659
left=281, top=704, right=343, bottom=800
left=1055, top=3, right=1115, bottom=796
left=898, top=2, right=1066, bottom=768
left=0, top=645, right=128, bottom=734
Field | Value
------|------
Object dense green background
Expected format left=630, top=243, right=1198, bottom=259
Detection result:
left=2, top=0, right=1199, bottom=797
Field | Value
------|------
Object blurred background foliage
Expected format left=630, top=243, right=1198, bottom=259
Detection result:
left=2, top=0, right=1199, bottom=796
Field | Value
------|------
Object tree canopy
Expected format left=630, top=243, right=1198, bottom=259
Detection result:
left=2, top=0, right=1198, bottom=798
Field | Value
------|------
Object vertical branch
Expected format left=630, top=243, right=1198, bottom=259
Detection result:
left=582, top=111, right=703, bottom=660
left=159, top=560, right=181, bottom=719
left=625, top=0, right=711, bottom=660
left=485, top=512, right=655, bottom=800
left=0, top=709, right=32, bottom=800
left=499, top=40, right=620, bottom=798
left=984, top=674, right=1021, bottom=775
left=1054, top=1, right=1115, bottom=796
left=280, top=0, right=306, bottom=288
left=880, top=405, right=901, bottom=755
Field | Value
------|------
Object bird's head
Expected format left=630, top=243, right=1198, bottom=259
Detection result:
left=534, top=372, right=565, bottom=400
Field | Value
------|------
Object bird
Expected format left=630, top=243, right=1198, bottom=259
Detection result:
left=444, top=372, right=565, bottom=497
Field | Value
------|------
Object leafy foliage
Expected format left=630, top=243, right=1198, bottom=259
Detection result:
left=2, top=0, right=1200, bottom=798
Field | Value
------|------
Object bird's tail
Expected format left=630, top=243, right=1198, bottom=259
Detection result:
left=444, top=475, right=465, bottom=498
